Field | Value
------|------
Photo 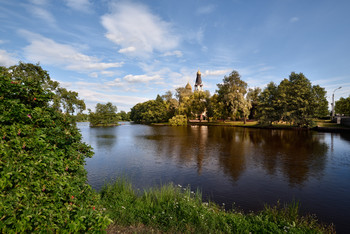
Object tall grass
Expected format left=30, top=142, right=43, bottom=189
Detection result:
left=99, top=178, right=334, bottom=233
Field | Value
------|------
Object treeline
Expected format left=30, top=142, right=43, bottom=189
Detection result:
left=74, top=104, right=130, bottom=126
left=130, top=70, right=330, bottom=127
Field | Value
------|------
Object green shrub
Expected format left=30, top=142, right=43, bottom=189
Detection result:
left=0, top=63, right=111, bottom=232
left=169, top=115, right=187, bottom=126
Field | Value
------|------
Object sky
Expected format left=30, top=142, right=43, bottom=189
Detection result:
left=1, top=0, right=349, bottom=112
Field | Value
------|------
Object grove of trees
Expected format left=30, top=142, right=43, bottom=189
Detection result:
left=89, top=102, right=119, bottom=127
left=130, top=70, right=330, bottom=128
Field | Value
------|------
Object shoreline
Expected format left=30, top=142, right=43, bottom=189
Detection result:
left=152, top=121, right=350, bottom=133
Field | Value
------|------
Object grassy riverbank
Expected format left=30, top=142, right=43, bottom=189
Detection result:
left=99, top=179, right=334, bottom=233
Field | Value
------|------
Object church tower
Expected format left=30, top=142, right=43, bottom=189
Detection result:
left=194, top=69, right=203, bottom=91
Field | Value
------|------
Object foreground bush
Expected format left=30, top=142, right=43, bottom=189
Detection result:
left=169, top=115, right=187, bottom=126
left=100, top=179, right=334, bottom=233
left=0, top=63, right=111, bottom=232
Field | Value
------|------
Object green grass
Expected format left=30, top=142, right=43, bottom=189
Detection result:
left=99, top=179, right=334, bottom=233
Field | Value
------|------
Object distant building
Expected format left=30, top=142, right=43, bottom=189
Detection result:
left=185, top=81, right=192, bottom=91
left=194, top=69, right=203, bottom=91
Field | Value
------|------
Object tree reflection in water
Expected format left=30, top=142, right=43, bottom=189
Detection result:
left=146, top=126, right=328, bottom=186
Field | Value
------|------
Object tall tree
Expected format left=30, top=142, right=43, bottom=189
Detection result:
left=216, top=70, right=250, bottom=122
left=247, top=87, right=261, bottom=119
left=312, top=85, right=329, bottom=118
left=257, top=82, right=280, bottom=125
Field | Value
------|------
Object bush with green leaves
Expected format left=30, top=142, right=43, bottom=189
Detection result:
left=0, top=63, right=111, bottom=232
left=169, top=115, right=187, bottom=126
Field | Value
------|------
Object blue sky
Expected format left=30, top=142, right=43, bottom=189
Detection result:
left=1, top=0, right=349, bottom=112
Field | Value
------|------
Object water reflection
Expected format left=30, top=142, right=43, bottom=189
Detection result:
left=145, top=126, right=328, bottom=185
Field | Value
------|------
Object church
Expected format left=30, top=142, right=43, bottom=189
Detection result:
left=185, top=69, right=207, bottom=121
left=185, top=69, right=203, bottom=92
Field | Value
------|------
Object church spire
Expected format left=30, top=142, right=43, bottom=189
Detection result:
left=195, top=69, right=203, bottom=91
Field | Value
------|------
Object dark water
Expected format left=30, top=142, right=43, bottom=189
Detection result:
left=78, top=122, right=350, bottom=233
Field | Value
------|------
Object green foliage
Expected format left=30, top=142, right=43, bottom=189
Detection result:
left=335, top=95, right=350, bottom=115
left=247, top=87, right=261, bottom=119
left=116, top=111, right=131, bottom=121
left=130, top=97, right=169, bottom=124
left=89, top=102, right=119, bottom=127
left=216, top=70, right=251, bottom=121
left=257, top=73, right=328, bottom=128
left=257, top=82, right=280, bottom=125
left=100, top=179, right=333, bottom=233
left=0, top=63, right=111, bottom=232
left=53, top=88, right=86, bottom=114
left=169, top=115, right=187, bottom=126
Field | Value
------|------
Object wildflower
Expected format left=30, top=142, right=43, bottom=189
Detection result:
left=33, top=97, right=37, bottom=101
left=65, top=167, right=68, bottom=171
left=121, top=206, right=126, bottom=209
left=178, top=184, right=182, bottom=188
left=71, top=195, right=74, bottom=199
left=27, top=114, right=32, bottom=119
left=92, top=206, right=95, bottom=210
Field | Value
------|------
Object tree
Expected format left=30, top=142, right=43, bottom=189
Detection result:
left=130, top=97, right=168, bottom=124
left=257, top=72, right=328, bottom=127
left=116, top=111, right=131, bottom=121
left=0, top=63, right=111, bottom=231
left=188, top=90, right=210, bottom=120
left=206, top=94, right=225, bottom=121
left=216, top=70, right=250, bottom=122
left=53, top=88, right=86, bottom=114
left=312, top=85, right=329, bottom=118
left=175, top=86, right=192, bottom=103
left=335, top=96, right=350, bottom=116
left=257, top=82, right=280, bottom=125
left=247, top=87, right=261, bottom=119
left=89, top=102, right=119, bottom=126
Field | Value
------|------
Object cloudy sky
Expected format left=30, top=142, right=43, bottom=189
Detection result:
left=1, top=0, right=349, bottom=112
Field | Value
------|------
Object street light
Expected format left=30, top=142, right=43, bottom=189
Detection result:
left=331, top=86, right=342, bottom=120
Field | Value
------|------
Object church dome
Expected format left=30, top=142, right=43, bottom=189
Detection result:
left=185, top=82, right=192, bottom=90
left=197, top=69, right=201, bottom=75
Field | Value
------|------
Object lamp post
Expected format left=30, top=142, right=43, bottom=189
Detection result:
left=331, top=86, right=342, bottom=120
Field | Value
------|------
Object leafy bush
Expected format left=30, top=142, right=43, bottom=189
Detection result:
left=0, top=63, right=111, bottom=232
left=169, top=115, right=187, bottom=126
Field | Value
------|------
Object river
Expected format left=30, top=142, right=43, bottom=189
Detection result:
left=78, top=122, right=350, bottom=233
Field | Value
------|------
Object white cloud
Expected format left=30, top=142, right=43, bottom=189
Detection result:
left=203, top=69, right=231, bottom=77
left=123, top=74, right=162, bottom=83
left=20, top=31, right=123, bottom=73
left=64, top=0, right=92, bottom=13
left=162, top=50, right=183, bottom=57
left=101, top=2, right=179, bottom=56
left=77, top=88, right=149, bottom=106
left=118, top=46, right=136, bottom=54
left=0, top=49, right=18, bottom=67
left=290, top=17, right=299, bottom=23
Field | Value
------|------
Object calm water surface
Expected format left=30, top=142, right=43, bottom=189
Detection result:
left=78, top=122, right=350, bottom=233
